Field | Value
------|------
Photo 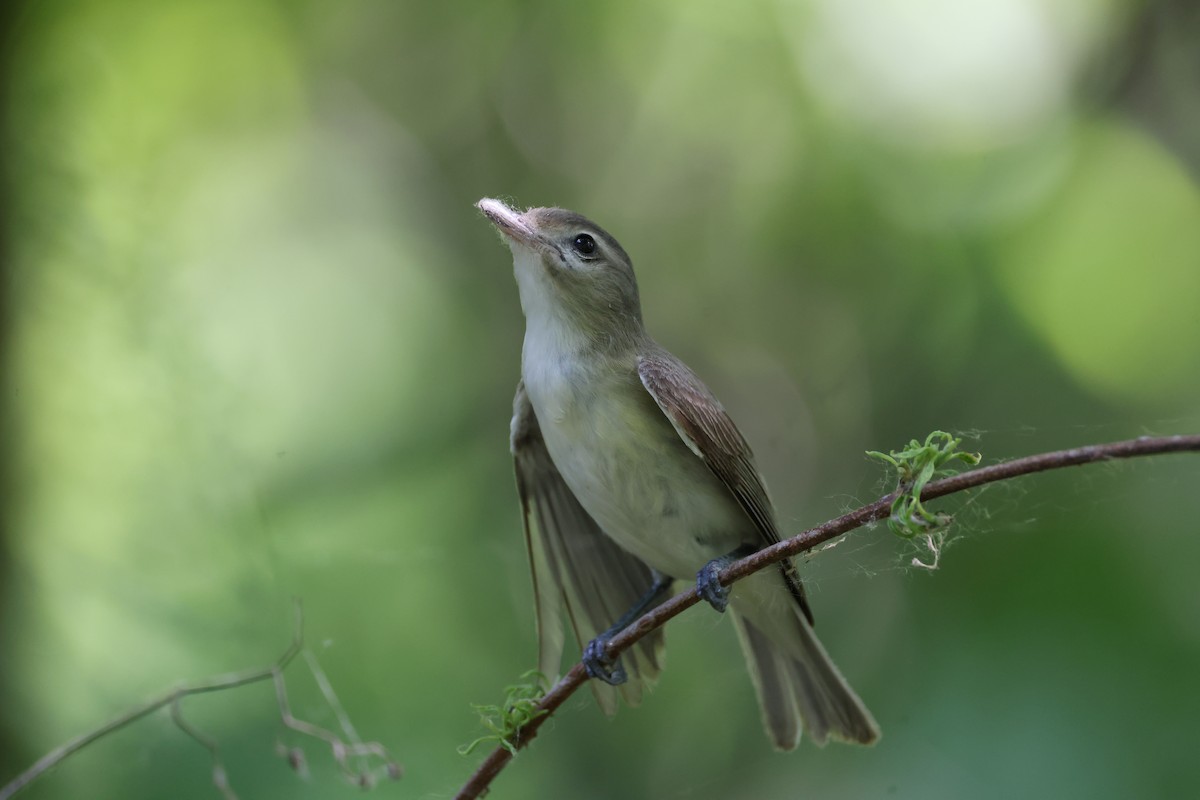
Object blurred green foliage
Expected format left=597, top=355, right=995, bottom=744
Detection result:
left=2, top=0, right=1199, bottom=798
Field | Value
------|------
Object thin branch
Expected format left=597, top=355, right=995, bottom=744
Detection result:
left=1, top=600, right=401, bottom=799
left=274, top=650, right=403, bottom=788
left=0, top=605, right=304, bottom=800
left=170, top=697, right=238, bottom=800
left=454, top=433, right=1200, bottom=800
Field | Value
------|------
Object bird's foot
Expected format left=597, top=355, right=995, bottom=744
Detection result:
left=696, top=559, right=730, bottom=612
left=697, top=546, right=757, bottom=612
left=583, top=635, right=627, bottom=685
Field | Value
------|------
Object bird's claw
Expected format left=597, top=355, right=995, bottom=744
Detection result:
left=696, top=559, right=730, bottom=612
left=583, top=636, right=627, bottom=685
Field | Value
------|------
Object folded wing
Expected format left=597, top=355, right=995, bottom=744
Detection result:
left=637, top=349, right=812, bottom=624
left=511, top=381, right=666, bottom=713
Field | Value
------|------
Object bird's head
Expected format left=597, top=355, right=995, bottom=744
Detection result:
left=478, top=198, right=644, bottom=348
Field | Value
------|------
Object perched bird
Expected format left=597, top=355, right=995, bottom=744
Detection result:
left=478, top=198, right=878, bottom=749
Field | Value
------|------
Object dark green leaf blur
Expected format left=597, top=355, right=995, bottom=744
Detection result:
left=3, top=1, right=1199, bottom=798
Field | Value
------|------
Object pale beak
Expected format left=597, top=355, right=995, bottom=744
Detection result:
left=477, top=198, right=540, bottom=247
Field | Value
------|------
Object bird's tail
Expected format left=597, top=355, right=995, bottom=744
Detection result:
left=730, top=585, right=879, bottom=749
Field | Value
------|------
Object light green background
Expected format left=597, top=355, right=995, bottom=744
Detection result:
left=3, top=1, right=1199, bottom=798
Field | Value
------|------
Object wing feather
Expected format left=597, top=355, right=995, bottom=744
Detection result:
left=637, top=350, right=814, bottom=624
left=511, top=381, right=665, bottom=711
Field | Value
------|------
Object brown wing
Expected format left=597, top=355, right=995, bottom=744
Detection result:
left=637, top=350, right=813, bottom=625
left=511, top=381, right=665, bottom=712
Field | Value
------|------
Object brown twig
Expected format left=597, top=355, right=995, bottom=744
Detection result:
left=454, top=434, right=1200, bottom=800
left=0, top=606, right=305, bottom=800
left=1, top=600, right=402, bottom=799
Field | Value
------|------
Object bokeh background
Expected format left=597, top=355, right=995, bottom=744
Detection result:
left=3, top=0, right=1199, bottom=798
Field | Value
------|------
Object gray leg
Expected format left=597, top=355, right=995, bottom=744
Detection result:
left=583, top=572, right=673, bottom=685
left=696, top=544, right=757, bottom=612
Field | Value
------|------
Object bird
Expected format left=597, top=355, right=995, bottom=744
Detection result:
left=478, top=197, right=879, bottom=749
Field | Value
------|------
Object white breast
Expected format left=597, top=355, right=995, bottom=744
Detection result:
left=521, top=334, right=751, bottom=579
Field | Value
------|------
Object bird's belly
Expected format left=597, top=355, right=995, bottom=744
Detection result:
left=529, top=374, right=750, bottom=579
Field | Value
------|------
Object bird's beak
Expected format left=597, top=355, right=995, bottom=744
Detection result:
left=477, top=198, right=541, bottom=247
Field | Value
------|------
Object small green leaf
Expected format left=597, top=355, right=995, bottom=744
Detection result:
left=457, top=670, right=549, bottom=757
left=868, top=431, right=981, bottom=540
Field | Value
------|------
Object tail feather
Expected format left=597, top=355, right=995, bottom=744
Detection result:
left=731, top=605, right=879, bottom=749
left=736, top=621, right=800, bottom=747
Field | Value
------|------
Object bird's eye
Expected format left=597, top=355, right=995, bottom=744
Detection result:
left=572, top=233, right=597, bottom=256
